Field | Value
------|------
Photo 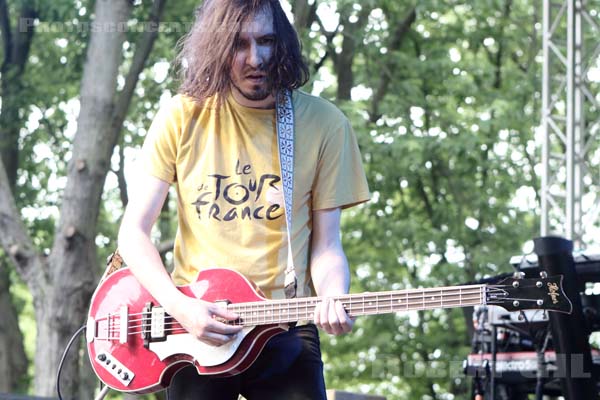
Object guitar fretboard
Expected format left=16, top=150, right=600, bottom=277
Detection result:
left=227, top=285, right=486, bottom=326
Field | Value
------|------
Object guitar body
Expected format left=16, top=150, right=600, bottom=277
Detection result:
left=86, top=267, right=286, bottom=394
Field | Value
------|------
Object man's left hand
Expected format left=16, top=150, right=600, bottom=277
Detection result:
left=313, top=298, right=354, bottom=335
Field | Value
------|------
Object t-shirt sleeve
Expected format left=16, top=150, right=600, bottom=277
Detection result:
left=312, top=117, right=370, bottom=210
left=140, top=97, right=182, bottom=183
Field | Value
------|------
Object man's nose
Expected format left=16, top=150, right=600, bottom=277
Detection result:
left=247, top=42, right=263, bottom=68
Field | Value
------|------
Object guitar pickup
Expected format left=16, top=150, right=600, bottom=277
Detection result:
left=142, top=302, right=167, bottom=348
left=150, top=307, right=166, bottom=339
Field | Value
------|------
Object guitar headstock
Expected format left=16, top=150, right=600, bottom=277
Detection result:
left=486, top=274, right=573, bottom=314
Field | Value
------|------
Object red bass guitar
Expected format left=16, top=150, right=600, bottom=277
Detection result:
left=86, top=267, right=571, bottom=394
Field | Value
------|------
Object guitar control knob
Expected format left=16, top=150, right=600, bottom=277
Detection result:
left=97, top=354, right=107, bottom=362
left=122, top=372, right=129, bottom=380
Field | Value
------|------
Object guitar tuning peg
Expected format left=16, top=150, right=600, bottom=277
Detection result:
left=513, top=271, right=525, bottom=279
left=539, top=271, right=548, bottom=279
left=518, top=311, right=525, bottom=321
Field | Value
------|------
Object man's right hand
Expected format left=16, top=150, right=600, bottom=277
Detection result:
left=118, top=173, right=243, bottom=346
left=168, top=294, right=243, bottom=346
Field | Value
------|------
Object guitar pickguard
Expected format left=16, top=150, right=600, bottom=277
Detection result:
left=148, top=327, right=255, bottom=367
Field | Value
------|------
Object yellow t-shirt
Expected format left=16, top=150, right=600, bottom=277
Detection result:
left=141, top=91, right=370, bottom=299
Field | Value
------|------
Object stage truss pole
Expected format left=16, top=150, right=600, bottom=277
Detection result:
left=541, top=0, right=600, bottom=248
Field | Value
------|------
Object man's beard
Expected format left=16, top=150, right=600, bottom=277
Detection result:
left=231, top=79, right=272, bottom=101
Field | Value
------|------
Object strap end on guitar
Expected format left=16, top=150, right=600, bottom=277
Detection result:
left=101, top=249, right=125, bottom=281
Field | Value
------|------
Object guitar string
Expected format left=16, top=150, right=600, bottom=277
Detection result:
left=99, top=297, right=488, bottom=339
left=98, top=298, right=489, bottom=340
left=97, top=292, right=487, bottom=338
left=92, top=281, right=542, bottom=328
left=102, top=298, right=487, bottom=336
left=102, top=288, right=557, bottom=340
left=99, top=295, right=488, bottom=332
left=98, top=289, right=485, bottom=327
left=101, top=288, right=550, bottom=338
left=92, top=283, right=555, bottom=340
left=101, top=284, right=555, bottom=337
left=94, top=286, right=490, bottom=324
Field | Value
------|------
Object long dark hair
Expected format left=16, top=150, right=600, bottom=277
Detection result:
left=176, top=0, right=310, bottom=104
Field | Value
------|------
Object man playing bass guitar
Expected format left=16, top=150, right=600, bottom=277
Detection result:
left=117, top=0, right=370, bottom=398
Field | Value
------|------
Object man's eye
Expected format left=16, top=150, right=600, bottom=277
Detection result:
left=259, top=37, right=274, bottom=45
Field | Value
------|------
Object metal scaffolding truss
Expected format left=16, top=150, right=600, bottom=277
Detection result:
left=541, top=0, right=600, bottom=247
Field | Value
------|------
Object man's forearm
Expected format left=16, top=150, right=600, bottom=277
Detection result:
left=310, top=248, right=350, bottom=297
left=118, top=226, right=183, bottom=312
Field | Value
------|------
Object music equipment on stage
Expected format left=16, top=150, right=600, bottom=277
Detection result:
left=86, top=267, right=571, bottom=394
left=466, top=349, right=600, bottom=380
left=465, top=349, right=600, bottom=397
left=511, top=252, right=600, bottom=284
left=465, top=247, right=600, bottom=399
left=512, top=252, right=600, bottom=331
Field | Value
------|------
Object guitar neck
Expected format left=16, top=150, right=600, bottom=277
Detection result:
left=228, top=284, right=486, bottom=326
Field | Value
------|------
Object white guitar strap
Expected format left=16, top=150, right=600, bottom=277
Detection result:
left=275, top=89, right=298, bottom=299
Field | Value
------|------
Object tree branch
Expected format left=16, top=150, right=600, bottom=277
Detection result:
left=335, top=4, right=371, bottom=100
left=369, top=7, right=416, bottom=122
left=11, top=0, right=36, bottom=74
left=415, top=176, right=434, bottom=221
left=292, top=0, right=317, bottom=32
left=314, top=12, right=339, bottom=68
left=110, top=0, right=167, bottom=149
left=0, top=158, right=46, bottom=286
left=0, top=0, right=11, bottom=66
left=106, top=0, right=167, bottom=212
left=116, top=143, right=128, bottom=207
left=312, top=50, right=329, bottom=74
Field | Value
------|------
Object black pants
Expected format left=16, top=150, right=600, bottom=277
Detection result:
left=167, top=324, right=326, bottom=400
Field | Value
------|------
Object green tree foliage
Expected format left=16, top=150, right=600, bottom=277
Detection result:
left=297, top=1, right=540, bottom=398
left=1, top=0, right=544, bottom=398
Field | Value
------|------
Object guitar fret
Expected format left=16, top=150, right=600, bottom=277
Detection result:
left=362, top=294, right=365, bottom=316
left=95, top=285, right=537, bottom=333
left=228, top=285, right=487, bottom=326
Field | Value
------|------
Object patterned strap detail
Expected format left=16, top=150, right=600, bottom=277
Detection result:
left=276, top=90, right=298, bottom=299
left=102, top=249, right=124, bottom=281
